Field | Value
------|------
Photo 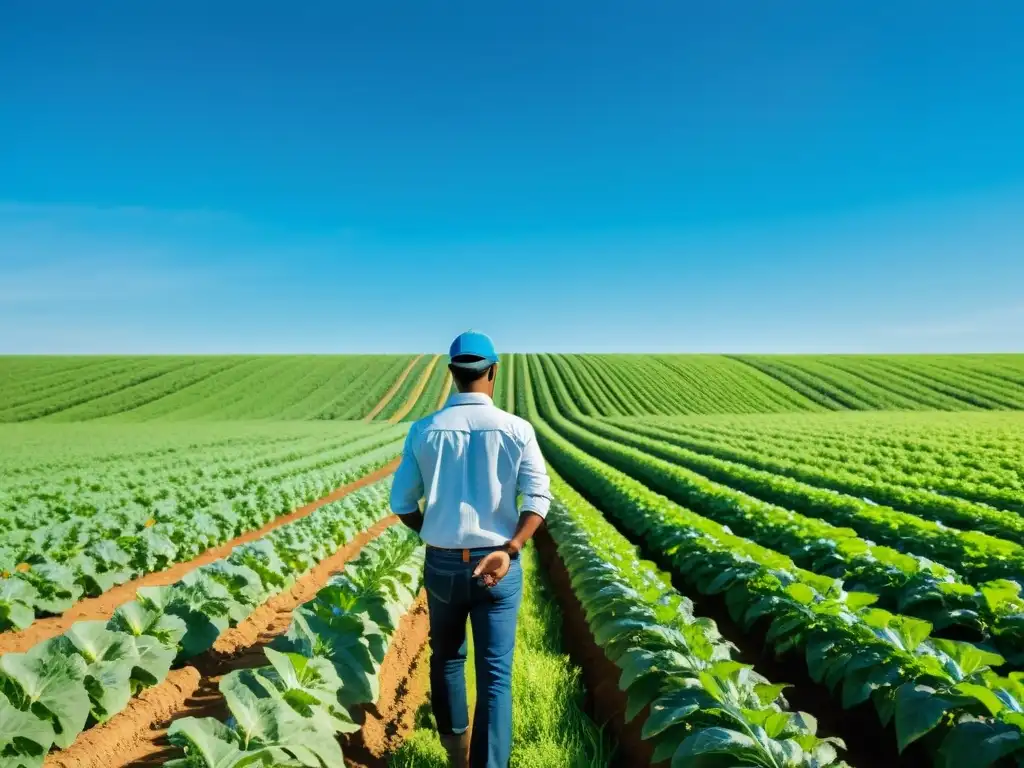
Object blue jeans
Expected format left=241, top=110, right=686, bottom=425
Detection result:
left=424, top=547, right=523, bottom=768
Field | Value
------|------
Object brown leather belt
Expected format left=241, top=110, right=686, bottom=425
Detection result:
left=426, top=545, right=472, bottom=562
left=426, top=544, right=507, bottom=562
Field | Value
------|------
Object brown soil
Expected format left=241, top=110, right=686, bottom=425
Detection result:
left=388, top=355, right=441, bottom=424
left=364, top=355, right=424, bottom=422
left=208, top=516, right=398, bottom=660
left=44, top=668, right=206, bottom=768
left=343, top=591, right=431, bottom=767
left=42, top=520, right=400, bottom=768
left=1, top=459, right=399, bottom=657
left=534, top=528, right=655, bottom=767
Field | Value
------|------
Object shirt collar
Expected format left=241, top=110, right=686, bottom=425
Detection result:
left=445, top=392, right=493, bottom=407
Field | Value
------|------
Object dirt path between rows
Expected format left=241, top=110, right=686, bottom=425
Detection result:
left=388, top=355, right=441, bottom=424
left=344, top=591, right=431, bottom=767
left=47, top=516, right=400, bottom=768
left=435, top=370, right=453, bottom=410
left=1, top=459, right=400, bottom=657
left=364, top=355, right=424, bottom=422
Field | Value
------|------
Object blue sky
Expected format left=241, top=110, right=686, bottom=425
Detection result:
left=1, top=1, right=1023, bottom=353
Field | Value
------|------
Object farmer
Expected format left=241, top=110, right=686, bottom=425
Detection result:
left=390, top=331, right=551, bottom=768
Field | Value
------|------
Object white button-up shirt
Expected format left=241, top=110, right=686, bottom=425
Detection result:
left=389, top=392, right=552, bottom=548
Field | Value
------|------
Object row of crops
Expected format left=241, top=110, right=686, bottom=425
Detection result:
left=0, top=355, right=418, bottom=422
left=1, top=479, right=398, bottom=765
left=532, top=353, right=1024, bottom=415
left=735, top=354, right=1024, bottom=411
left=0, top=411, right=418, bottom=766
left=0, top=423, right=407, bottom=634
left=518, top=353, right=1024, bottom=766
left=4, top=350, right=1024, bottom=766
left=5, top=353, right=1024, bottom=422
left=168, top=525, right=425, bottom=767
left=608, top=413, right=1024, bottom=520
left=0, top=421, right=611, bottom=767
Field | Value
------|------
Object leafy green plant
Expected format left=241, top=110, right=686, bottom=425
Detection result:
left=0, top=478, right=394, bottom=762
left=167, top=526, right=425, bottom=768
left=549, top=468, right=847, bottom=766
left=517, top=353, right=1024, bottom=765
left=0, top=430, right=405, bottom=632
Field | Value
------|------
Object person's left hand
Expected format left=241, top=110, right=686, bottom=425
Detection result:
left=473, top=551, right=511, bottom=587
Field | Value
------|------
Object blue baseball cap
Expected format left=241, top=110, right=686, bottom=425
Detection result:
left=449, top=331, right=499, bottom=372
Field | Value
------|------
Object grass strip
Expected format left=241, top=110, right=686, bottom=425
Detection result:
left=390, top=542, right=611, bottom=767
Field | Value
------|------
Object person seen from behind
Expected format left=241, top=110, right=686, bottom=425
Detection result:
left=390, top=331, right=551, bottom=768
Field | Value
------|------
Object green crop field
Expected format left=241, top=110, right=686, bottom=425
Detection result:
left=1, top=353, right=1023, bottom=768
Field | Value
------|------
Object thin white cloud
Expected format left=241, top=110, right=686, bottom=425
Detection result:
left=0, top=201, right=233, bottom=305
left=0, top=258, right=207, bottom=304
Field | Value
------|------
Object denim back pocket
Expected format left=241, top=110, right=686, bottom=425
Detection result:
left=481, top=558, right=523, bottom=604
left=424, top=561, right=458, bottom=604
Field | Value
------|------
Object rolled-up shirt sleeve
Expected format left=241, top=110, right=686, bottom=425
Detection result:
left=517, top=428, right=552, bottom=518
left=390, top=428, right=424, bottom=516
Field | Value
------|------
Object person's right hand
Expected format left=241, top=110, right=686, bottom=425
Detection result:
left=473, top=551, right=511, bottom=587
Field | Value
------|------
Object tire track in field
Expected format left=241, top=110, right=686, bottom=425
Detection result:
left=45, top=517, right=401, bottom=768
left=504, top=352, right=516, bottom=412
left=388, top=355, right=441, bottom=424
left=0, top=459, right=400, bottom=656
left=434, top=369, right=453, bottom=410
left=364, top=355, right=424, bottom=422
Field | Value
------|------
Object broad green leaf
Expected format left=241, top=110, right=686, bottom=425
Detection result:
left=219, top=672, right=342, bottom=767
left=980, top=580, right=1022, bottom=613
left=753, top=682, right=789, bottom=707
left=890, top=615, right=933, bottom=653
left=279, top=610, right=379, bottom=706
left=220, top=671, right=288, bottom=747
left=0, top=601, right=35, bottom=634
left=894, top=683, right=966, bottom=752
left=0, top=578, right=38, bottom=631
left=109, top=600, right=188, bottom=646
left=617, top=649, right=662, bottom=691
left=256, top=649, right=357, bottom=734
left=932, top=638, right=1005, bottom=678
left=785, top=583, right=816, bottom=606
left=0, top=638, right=90, bottom=748
left=0, top=693, right=55, bottom=761
left=844, top=591, right=879, bottom=611
left=953, top=682, right=1008, bottom=718
left=169, top=606, right=227, bottom=659
left=672, top=727, right=760, bottom=766
left=65, top=621, right=141, bottom=719
left=132, top=635, right=177, bottom=687
left=648, top=722, right=692, bottom=764
left=768, top=737, right=806, bottom=765
left=21, top=562, right=83, bottom=615
left=937, top=719, right=1023, bottom=768
left=624, top=672, right=665, bottom=723
left=166, top=716, right=252, bottom=768
left=642, top=686, right=709, bottom=739
left=64, top=621, right=137, bottom=666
